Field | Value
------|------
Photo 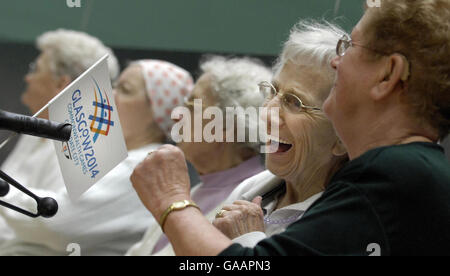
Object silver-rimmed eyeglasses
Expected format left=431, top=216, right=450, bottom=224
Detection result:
left=258, top=81, right=321, bottom=113
left=336, top=34, right=389, bottom=57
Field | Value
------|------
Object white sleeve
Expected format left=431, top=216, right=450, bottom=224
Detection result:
left=0, top=216, right=14, bottom=244
left=231, top=231, right=267, bottom=248
left=222, top=170, right=276, bottom=205
left=0, top=148, right=156, bottom=256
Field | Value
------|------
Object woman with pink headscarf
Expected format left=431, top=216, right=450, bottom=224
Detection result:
left=114, top=60, right=194, bottom=150
left=127, top=56, right=272, bottom=256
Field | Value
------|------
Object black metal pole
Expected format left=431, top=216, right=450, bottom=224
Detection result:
left=0, top=170, right=58, bottom=218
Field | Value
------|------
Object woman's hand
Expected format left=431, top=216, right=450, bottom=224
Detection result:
left=213, top=196, right=265, bottom=239
left=130, top=144, right=192, bottom=223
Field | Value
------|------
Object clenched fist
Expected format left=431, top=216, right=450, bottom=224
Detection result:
left=131, top=144, right=192, bottom=222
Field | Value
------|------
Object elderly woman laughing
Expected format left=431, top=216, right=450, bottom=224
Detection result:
left=211, top=21, right=348, bottom=247
left=131, top=1, right=450, bottom=256
left=129, top=20, right=350, bottom=256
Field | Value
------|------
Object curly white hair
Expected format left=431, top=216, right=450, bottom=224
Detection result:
left=200, top=56, right=272, bottom=151
left=36, top=29, right=119, bottom=81
left=200, top=56, right=272, bottom=108
left=274, top=20, right=347, bottom=78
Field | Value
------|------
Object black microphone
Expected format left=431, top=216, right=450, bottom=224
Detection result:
left=0, top=110, right=72, bottom=142
left=0, top=179, right=9, bottom=197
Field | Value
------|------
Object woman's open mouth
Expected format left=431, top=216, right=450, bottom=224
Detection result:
left=268, top=136, right=293, bottom=154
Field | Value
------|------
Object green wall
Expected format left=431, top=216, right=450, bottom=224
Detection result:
left=0, top=0, right=364, bottom=55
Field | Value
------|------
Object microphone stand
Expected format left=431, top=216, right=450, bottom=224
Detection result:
left=0, top=178, right=9, bottom=197
left=0, top=110, right=71, bottom=218
left=0, top=171, right=58, bottom=218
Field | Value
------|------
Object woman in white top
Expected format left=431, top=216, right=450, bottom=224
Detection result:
left=0, top=57, right=193, bottom=255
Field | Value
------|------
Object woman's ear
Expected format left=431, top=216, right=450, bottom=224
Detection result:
left=332, top=139, right=347, bottom=156
left=371, top=54, right=409, bottom=101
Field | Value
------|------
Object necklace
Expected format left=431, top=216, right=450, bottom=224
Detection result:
left=263, top=211, right=303, bottom=225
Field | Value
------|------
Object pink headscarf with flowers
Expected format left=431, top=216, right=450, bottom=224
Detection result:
left=138, top=60, right=194, bottom=137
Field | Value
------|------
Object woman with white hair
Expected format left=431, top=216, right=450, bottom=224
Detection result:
left=0, top=29, right=120, bottom=247
left=0, top=58, right=194, bottom=255
left=127, top=56, right=272, bottom=256
left=211, top=21, right=349, bottom=247
left=0, top=28, right=196, bottom=255
left=129, top=20, right=349, bottom=256
left=134, top=0, right=450, bottom=255
left=22, top=28, right=119, bottom=120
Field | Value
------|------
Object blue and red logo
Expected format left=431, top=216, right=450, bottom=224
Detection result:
left=62, top=141, right=72, bottom=160
left=88, top=79, right=115, bottom=143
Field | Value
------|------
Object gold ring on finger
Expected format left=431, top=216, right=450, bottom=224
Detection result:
left=215, top=209, right=226, bottom=218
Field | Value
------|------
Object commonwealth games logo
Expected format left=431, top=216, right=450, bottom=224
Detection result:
left=62, top=141, right=72, bottom=160
left=88, top=79, right=115, bottom=143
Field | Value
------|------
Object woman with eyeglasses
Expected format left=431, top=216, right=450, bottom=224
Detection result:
left=127, top=56, right=271, bottom=256
left=130, top=21, right=350, bottom=255
left=209, top=22, right=348, bottom=248
left=131, top=0, right=450, bottom=256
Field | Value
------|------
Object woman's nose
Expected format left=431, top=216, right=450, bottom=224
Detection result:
left=261, top=97, right=284, bottom=132
left=24, top=73, right=32, bottom=83
left=263, top=94, right=281, bottom=109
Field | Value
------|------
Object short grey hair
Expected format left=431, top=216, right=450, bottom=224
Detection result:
left=274, top=20, right=347, bottom=78
left=200, top=56, right=272, bottom=151
left=36, top=29, right=120, bottom=81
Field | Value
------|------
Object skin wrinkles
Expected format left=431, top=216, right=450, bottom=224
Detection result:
left=264, top=61, right=344, bottom=208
